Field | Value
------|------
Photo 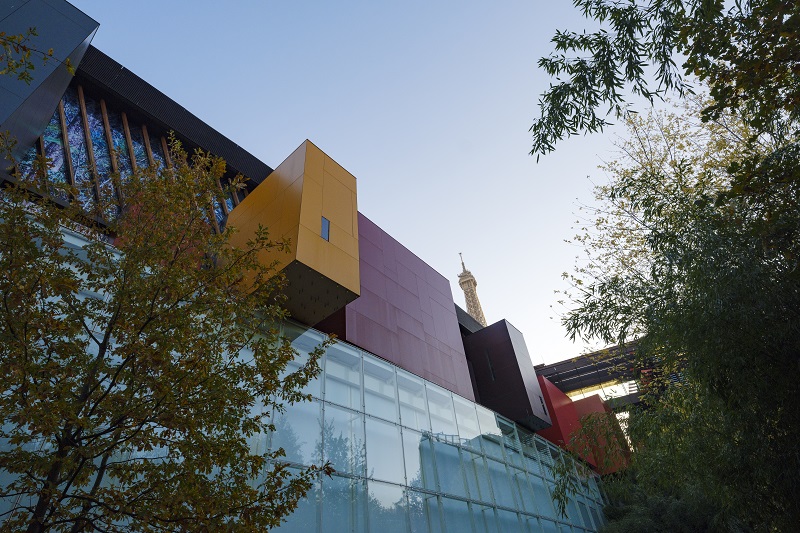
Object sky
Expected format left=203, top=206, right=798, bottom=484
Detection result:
left=66, top=0, right=630, bottom=365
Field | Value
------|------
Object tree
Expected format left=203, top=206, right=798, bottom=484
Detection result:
left=531, top=0, right=800, bottom=157
left=0, top=142, right=331, bottom=532
left=0, top=28, right=72, bottom=84
left=559, top=100, right=800, bottom=530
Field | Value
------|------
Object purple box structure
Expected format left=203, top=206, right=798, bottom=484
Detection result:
left=322, top=213, right=475, bottom=401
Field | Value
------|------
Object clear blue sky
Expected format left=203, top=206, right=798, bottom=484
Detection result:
left=67, top=0, right=629, bottom=365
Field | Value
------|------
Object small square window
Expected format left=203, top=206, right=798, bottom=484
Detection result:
left=321, top=216, right=330, bottom=241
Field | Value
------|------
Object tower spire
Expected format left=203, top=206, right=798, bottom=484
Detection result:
left=457, top=254, right=487, bottom=327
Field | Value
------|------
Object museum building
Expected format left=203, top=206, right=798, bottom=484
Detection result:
left=1, top=1, right=614, bottom=531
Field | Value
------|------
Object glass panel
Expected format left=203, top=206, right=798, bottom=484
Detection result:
left=471, top=504, right=499, bottom=533
left=589, top=506, right=602, bottom=528
left=439, top=497, right=471, bottom=533
left=425, top=382, right=457, bottom=438
left=324, top=343, right=362, bottom=410
left=84, top=95, right=117, bottom=219
left=397, top=369, right=430, bottom=432
left=402, top=427, right=436, bottom=491
left=408, top=490, right=442, bottom=533
left=323, top=404, right=365, bottom=476
left=41, top=110, right=68, bottom=199
left=460, top=449, right=485, bottom=503
left=497, top=509, right=523, bottom=533
left=83, top=96, right=111, bottom=179
left=540, top=519, right=560, bottom=533
left=521, top=515, right=543, bottom=533
left=274, top=467, right=320, bottom=533
left=246, top=397, right=269, bottom=458
left=363, top=355, right=398, bottom=422
left=566, top=497, right=581, bottom=526
left=499, top=417, right=524, bottom=468
left=149, top=132, right=165, bottom=168
left=470, top=452, right=493, bottom=505
left=321, top=475, right=366, bottom=533
left=367, top=480, right=408, bottom=533
left=487, top=458, right=516, bottom=509
left=512, top=469, right=539, bottom=515
left=432, top=439, right=467, bottom=498
left=270, top=399, right=321, bottom=466
left=62, top=87, right=95, bottom=211
left=128, top=122, right=148, bottom=170
left=578, top=501, right=592, bottom=529
left=106, top=109, right=132, bottom=182
left=453, top=395, right=481, bottom=449
left=16, top=144, right=38, bottom=181
left=518, top=429, right=541, bottom=475
left=284, top=324, right=324, bottom=398
left=213, top=199, right=225, bottom=227
left=535, top=438, right=554, bottom=475
left=529, top=475, right=556, bottom=519
left=365, top=417, right=404, bottom=484
left=476, top=405, right=504, bottom=459
left=224, top=190, right=235, bottom=213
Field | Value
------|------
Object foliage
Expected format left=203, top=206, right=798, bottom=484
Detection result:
left=559, top=99, right=800, bottom=530
left=0, top=141, right=331, bottom=532
left=0, top=28, right=73, bottom=84
left=531, top=0, right=800, bottom=157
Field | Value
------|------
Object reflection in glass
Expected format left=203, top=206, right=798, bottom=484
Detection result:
left=440, top=497, right=471, bottom=532
left=83, top=96, right=111, bottom=179
left=499, top=417, right=524, bottom=468
left=487, top=458, right=516, bottom=509
left=365, top=417, right=404, bottom=484
left=453, top=395, right=481, bottom=449
left=513, top=469, right=539, bottom=516
left=471, top=503, right=498, bottom=533
left=128, top=122, right=148, bottom=170
left=497, top=508, right=523, bottom=533
left=476, top=405, right=504, bottom=459
left=16, top=145, right=38, bottom=182
left=321, top=475, right=367, bottom=533
left=276, top=468, right=320, bottom=533
left=270, top=399, right=321, bottom=466
left=267, top=324, right=605, bottom=533
left=323, top=404, right=365, bottom=476
left=41, top=110, right=68, bottom=199
left=578, top=500, right=593, bottom=529
left=106, top=109, right=132, bottom=182
left=408, top=490, right=441, bottom=533
left=402, top=427, right=435, bottom=491
left=540, top=519, right=560, bottom=533
left=426, top=383, right=457, bottom=437
left=284, top=324, right=324, bottom=398
left=62, top=87, right=94, bottom=211
left=364, top=356, right=398, bottom=422
left=149, top=132, right=165, bottom=168
left=397, top=370, right=430, bottom=432
left=432, top=440, right=467, bottom=498
left=367, top=480, right=407, bottom=533
left=530, top=474, right=556, bottom=519
left=325, top=343, right=362, bottom=410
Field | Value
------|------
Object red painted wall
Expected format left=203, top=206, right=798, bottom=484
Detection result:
left=536, top=377, right=629, bottom=473
left=536, top=376, right=581, bottom=449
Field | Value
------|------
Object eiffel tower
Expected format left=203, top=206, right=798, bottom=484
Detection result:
left=458, top=253, right=487, bottom=327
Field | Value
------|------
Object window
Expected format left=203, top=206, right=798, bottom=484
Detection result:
left=321, top=216, right=330, bottom=241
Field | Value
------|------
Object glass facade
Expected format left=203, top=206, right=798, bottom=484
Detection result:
left=16, top=84, right=241, bottom=226
left=274, top=323, right=605, bottom=533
